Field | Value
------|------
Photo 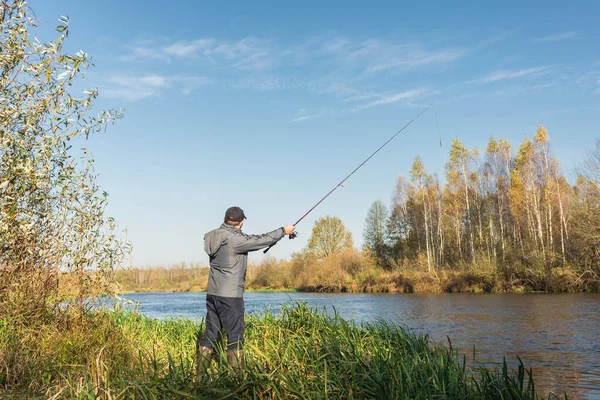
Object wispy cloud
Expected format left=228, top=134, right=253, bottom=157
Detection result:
left=493, top=82, right=556, bottom=97
left=353, top=87, right=432, bottom=110
left=532, top=31, right=582, bottom=42
left=138, top=75, right=170, bottom=88
left=308, top=80, right=383, bottom=103
left=343, top=91, right=386, bottom=103
left=119, top=36, right=276, bottom=70
left=575, top=70, right=600, bottom=93
left=119, top=34, right=468, bottom=79
left=476, top=32, right=513, bottom=49
left=101, top=74, right=213, bottom=101
left=229, top=76, right=294, bottom=91
left=110, top=33, right=508, bottom=112
left=207, top=37, right=275, bottom=69
left=292, top=108, right=327, bottom=122
left=163, top=39, right=215, bottom=57
left=575, top=71, right=596, bottom=84
left=367, top=47, right=467, bottom=74
left=306, top=35, right=467, bottom=75
left=470, top=66, right=551, bottom=84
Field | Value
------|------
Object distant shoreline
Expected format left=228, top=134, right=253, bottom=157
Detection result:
left=116, top=288, right=299, bottom=295
left=111, top=261, right=600, bottom=295
left=114, top=286, right=586, bottom=295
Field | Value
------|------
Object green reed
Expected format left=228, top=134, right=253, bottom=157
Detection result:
left=1, top=302, right=566, bottom=399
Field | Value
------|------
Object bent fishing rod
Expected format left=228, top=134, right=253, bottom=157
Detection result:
left=265, top=102, right=434, bottom=254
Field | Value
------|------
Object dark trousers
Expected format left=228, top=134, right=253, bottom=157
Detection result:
left=198, top=294, right=245, bottom=351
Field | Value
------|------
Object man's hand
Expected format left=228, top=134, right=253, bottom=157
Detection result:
left=283, top=225, right=296, bottom=235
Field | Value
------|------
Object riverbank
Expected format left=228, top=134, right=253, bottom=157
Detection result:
left=113, top=262, right=600, bottom=294
left=0, top=303, right=564, bottom=399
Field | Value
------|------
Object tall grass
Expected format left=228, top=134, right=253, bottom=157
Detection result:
left=113, top=250, right=600, bottom=295
left=1, top=302, right=565, bottom=399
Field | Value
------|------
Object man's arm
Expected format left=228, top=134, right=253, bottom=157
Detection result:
left=232, top=228, right=286, bottom=253
left=231, top=225, right=295, bottom=253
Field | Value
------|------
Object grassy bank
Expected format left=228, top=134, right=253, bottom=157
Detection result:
left=114, top=254, right=600, bottom=294
left=1, top=302, right=565, bottom=399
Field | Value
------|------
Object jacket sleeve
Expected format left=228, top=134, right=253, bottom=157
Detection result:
left=231, top=228, right=286, bottom=253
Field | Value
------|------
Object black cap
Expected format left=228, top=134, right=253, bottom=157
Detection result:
left=225, top=206, right=246, bottom=223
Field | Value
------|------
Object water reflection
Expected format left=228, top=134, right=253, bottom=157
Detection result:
left=120, top=292, right=600, bottom=399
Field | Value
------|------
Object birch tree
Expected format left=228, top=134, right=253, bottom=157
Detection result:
left=363, top=199, right=390, bottom=267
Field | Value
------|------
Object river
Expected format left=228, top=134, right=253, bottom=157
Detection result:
left=119, top=292, right=600, bottom=399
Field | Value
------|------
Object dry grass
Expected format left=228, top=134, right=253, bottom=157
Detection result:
left=112, top=249, right=600, bottom=295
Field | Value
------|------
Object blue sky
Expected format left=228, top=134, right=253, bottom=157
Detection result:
left=30, top=1, right=600, bottom=267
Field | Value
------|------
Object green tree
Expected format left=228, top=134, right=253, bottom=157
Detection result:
left=0, top=1, right=127, bottom=319
left=363, top=199, right=389, bottom=267
left=307, top=216, right=354, bottom=259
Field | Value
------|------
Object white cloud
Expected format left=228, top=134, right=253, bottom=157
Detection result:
left=101, top=74, right=212, bottom=101
left=470, top=66, right=551, bottom=84
left=476, top=32, right=513, bottom=49
left=292, top=108, right=327, bottom=122
left=353, top=87, right=431, bottom=110
left=306, top=35, right=466, bottom=75
left=109, top=33, right=484, bottom=112
left=343, top=91, right=385, bottom=102
left=493, top=82, right=556, bottom=97
left=532, top=31, right=581, bottom=42
left=120, top=36, right=275, bottom=70
left=164, top=39, right=215, bottom=57
left=229, top=76, right=293, bottom=91
left=126, top=46, right=160, bottom=60
left=119, top=34, right=468, bottom=78
left=309, top=80, right=378, bottom=101
left=575, top=70, right=600, bottom=94
left=367, top=47, right=467, bottom=73
left=138, top=75, right=170, bottom=87
left=293, top=113, right=324, bottom=122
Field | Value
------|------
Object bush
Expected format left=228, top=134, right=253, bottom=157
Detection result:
left=0, top=1, right=127, bottom=320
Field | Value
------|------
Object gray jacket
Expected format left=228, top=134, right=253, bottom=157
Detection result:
left=204, top=223, right=285, bottom=298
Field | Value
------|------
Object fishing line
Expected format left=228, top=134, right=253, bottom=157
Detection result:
left=264, top=102, right=435, bottom=253
left=434, top=107, right=443, bottom=149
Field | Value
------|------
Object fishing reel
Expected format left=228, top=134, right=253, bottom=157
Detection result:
left=264, top=230, right=298, bottom=253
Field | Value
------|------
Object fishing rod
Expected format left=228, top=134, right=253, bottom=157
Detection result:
left=265, top=102, right=434, bottom=254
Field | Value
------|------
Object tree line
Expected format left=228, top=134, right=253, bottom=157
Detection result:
left=363, top=126, right=600, bottom=288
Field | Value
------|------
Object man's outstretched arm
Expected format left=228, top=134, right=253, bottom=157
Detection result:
left=232, top=225, right=295, bottom=253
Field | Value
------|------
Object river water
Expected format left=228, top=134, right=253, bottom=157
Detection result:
left=119, top=292, right=600, bottom=399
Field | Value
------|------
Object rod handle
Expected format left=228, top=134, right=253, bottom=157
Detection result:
left=263, top=231, right=298, bottom=253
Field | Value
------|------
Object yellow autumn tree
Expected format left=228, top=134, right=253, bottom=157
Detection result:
left=307, top=216, right=354, bottom=259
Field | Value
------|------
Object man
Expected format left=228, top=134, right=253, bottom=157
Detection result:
left=197, top=206, right=295, bottom=376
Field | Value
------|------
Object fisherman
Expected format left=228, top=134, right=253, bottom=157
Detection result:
left=196, top=206, right=295, bottom=376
